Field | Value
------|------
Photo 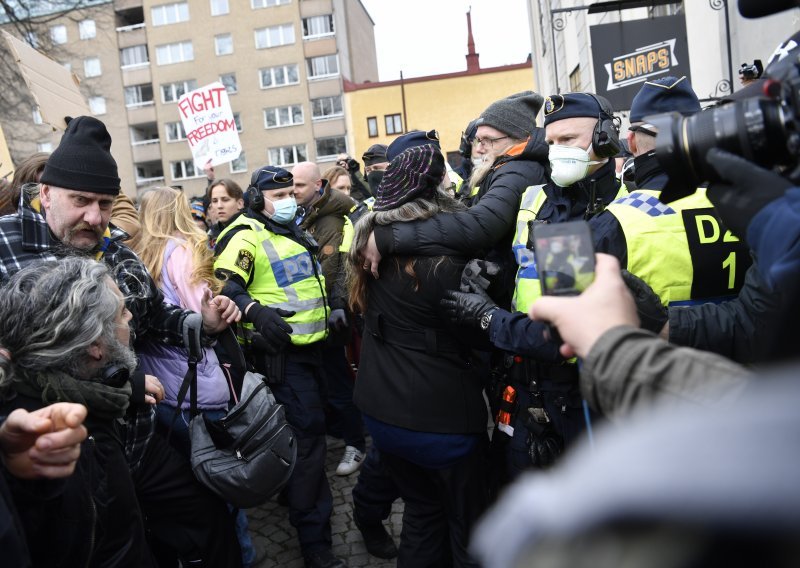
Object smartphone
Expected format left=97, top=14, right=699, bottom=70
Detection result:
left=531, top=220, right=596, bottom=296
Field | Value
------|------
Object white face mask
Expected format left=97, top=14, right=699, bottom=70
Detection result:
left=548, top=143, right=606, bottom=187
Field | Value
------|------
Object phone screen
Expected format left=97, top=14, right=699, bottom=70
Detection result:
left=532, top=221, right=595, bottom=296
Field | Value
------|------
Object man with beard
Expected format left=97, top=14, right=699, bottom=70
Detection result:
left=0, top=116, right=242, bottom=565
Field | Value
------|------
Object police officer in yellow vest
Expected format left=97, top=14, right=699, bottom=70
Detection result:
left=590, top=76, right=751, bottom=309
left=213, top=166, right=347, bottom=568
left=442, top=93, right=627, bottom=481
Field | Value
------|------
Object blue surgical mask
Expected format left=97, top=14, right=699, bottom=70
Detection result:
left=268, top=196, right=297, bottom=224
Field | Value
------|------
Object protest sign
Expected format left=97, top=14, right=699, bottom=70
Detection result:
left=178, top=82, right=242, bottom=169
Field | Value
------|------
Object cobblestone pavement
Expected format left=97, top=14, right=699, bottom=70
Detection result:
left=248, top=436, right=403, bottom=568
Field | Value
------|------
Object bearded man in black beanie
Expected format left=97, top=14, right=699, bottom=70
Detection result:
left=0, top=116, right=244, bottom=565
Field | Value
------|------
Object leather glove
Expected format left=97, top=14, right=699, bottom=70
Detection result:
left=527, top=426, right=564, bottom=468
left=706, top=148, right=793, bottom=239
left=247, top=304, right=295, bottom=352
left=621, top=270, right=668, bottom=334
left=440, top=281, right=498, bottom=329
left=460, top=259, right=501, bottom=293
left=328, top=308, right=348, bottom=332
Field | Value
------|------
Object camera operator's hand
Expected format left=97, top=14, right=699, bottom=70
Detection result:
left=621, top=270, right=667, bottom=335
left=440, top=280, right=498, bottom=330
left=247, top=303, right=295, bottom=352
left=706, top=149, right=793, bottom=239
left=460, top=259, right=501, bottom=293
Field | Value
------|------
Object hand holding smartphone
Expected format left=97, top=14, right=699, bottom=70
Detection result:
left=531, top=220, right=596, bottom=343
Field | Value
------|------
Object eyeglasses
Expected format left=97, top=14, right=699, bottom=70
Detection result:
left=473, top=135, right=509, bottom=149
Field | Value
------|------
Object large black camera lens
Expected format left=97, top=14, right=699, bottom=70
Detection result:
left=649, top=98, right=791, bottom=202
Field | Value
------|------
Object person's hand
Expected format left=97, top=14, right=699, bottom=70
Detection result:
left=620, top=270, right=667, bottom=334
left=248, top=303, right=295, bottom=352
left=706, top=148, right=793, bottom=239
left=328, top=308, right=348, bottom=331
left=460, top=259, right=501, bottom=293
left=360, top=231, right=382, bottom=278
left=143, top=374, right=164, bottom=405
left=529, top=254, right=638, bottom=359
left=200, top=290, right=241, bottom=334
left=203, top=159, right=215, bottom=182
left=527, top=426, right=563, bottom=468
left=440, top=280, right=498, bottom=329
left=0, top=403, right=87, bottom=479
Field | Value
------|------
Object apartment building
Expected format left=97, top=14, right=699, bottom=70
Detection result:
left=1, top=0, right=378, bottom=197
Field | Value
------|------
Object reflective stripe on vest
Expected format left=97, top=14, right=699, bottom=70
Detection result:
left=511, top=184, right=628, bottom=314
left=606, top=188, right=750, bottom=305
left=215, top=216, right=328, bottom=345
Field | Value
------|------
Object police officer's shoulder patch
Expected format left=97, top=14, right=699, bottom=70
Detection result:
left=235, top=249, right=254, bottom=272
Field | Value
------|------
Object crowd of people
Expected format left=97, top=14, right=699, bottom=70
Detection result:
left=1, top=2, right=799, bottom=564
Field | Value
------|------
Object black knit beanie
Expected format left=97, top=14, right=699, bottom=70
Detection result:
left=40, top=116, right=121, bottom=195
left=476, top=91, right=544, bottom=140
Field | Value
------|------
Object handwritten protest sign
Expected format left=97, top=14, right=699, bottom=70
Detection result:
left=178, top=82, right=242, bottom=169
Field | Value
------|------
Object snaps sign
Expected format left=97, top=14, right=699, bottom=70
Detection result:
left=178, top=82, right=242, bottom=169
left=590, top=15, right=691, bottom=110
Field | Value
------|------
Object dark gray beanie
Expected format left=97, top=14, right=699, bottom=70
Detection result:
left=476, top=91, right=544, bottom=140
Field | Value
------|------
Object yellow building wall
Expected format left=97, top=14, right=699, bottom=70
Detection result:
left=345, top=66, right=535, bottom=163
left=0, top=122, right=13, bottom=181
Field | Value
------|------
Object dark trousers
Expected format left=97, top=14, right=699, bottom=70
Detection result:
left=352, top=447, right=401, bottom=523
left=321, top=341, right=365, bottom=450
left=133, top=430, right=242, bottom=567
left=381, top=437, right=490, bottom=568
left=269, top=358, right=333, bottom=552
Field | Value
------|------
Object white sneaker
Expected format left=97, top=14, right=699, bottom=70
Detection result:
left=335, top=445, right=364, bottom=476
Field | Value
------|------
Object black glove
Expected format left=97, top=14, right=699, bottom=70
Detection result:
left=440, top=281, right=498, bottom=329
left=248, top=304, right=295, bottom=353
left=621, top=270, right=668, bottom=334
left=460, top=259, right=501, bottom=293
left=526, top=418, right=564, bottom=468
left=706, top=148, right=793, bottom=239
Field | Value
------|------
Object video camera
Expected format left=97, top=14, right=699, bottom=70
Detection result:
left=739, top=59, right=765, bottom=81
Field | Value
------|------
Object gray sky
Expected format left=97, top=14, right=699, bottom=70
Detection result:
left=359, top=0, right=532, bottom=81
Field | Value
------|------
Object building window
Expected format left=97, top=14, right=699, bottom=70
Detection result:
left=79, top=19, right=96, bottom=40
left=210, top=0, right=229, bottom=16
left=120, top=45, right=149, bottom=67
left=259, top=64, right=299, bottom=88
left=171, top=159, right=201, bottom=180
left=254, top=24, right=294, bottom=49
left=230, top=152, right=247, bottom=173
left=569, top=65, right=581, bottom=92
left=165, top=121, right=187, bottom=142
left=311, top=95, right=342, bottom=120
left=367, top=116, right=378, bottom=138
left=32, top=108, right=42, bottom=124
left=269, top=144, right=306, bottom=167
left=264, top=104, right=303, bottom=128
left=161, top=79, right=198, bottom=103
left=124, top=84, right=154, bottom=107
left=220, top=73, right=237, bottom=94
left=83, top=57, right=102, bottom=78
left=88, top=96, right=106, bottom=115
left=233, top=112, right=243, bottom=132
left=151, top=2, right=190, bottom=26
left=306, top=54, right=338, bottom=79
left=37, top=141, right=53, bottom=153
left=50, top=25, right=67, bottom=45
left=385, top=113, right=402, bottom=135
left=316, top=136, right=346, bottom=160
left=215, top=33, right=233, bottom=55
left=302, top=15, right=334, bottom=39
left=252, top=0, right=291, bottom=8
left=156, top=41, right=194, bottom=65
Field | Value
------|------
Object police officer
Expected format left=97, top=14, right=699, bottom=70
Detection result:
left=213, top=166, right=346, bottom=568
left=442, top=93, right=627, bottom=481
left=591, top=76, right=752, bottom=307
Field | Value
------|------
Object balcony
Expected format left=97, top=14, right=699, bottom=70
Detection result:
left=135, top=160, right=164, bottom=190
left=121, top=63, right=151, bottom=87
left=127, top=101, right=157, bottom=125
left=116, top=23, right=146, bottom=49
left=131, top=139, right=161, bottom=163
left=115, top=0, right=143, bottom=11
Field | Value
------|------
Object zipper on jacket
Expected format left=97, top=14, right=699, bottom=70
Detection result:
left=84, top=436, right=97, bottom=568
